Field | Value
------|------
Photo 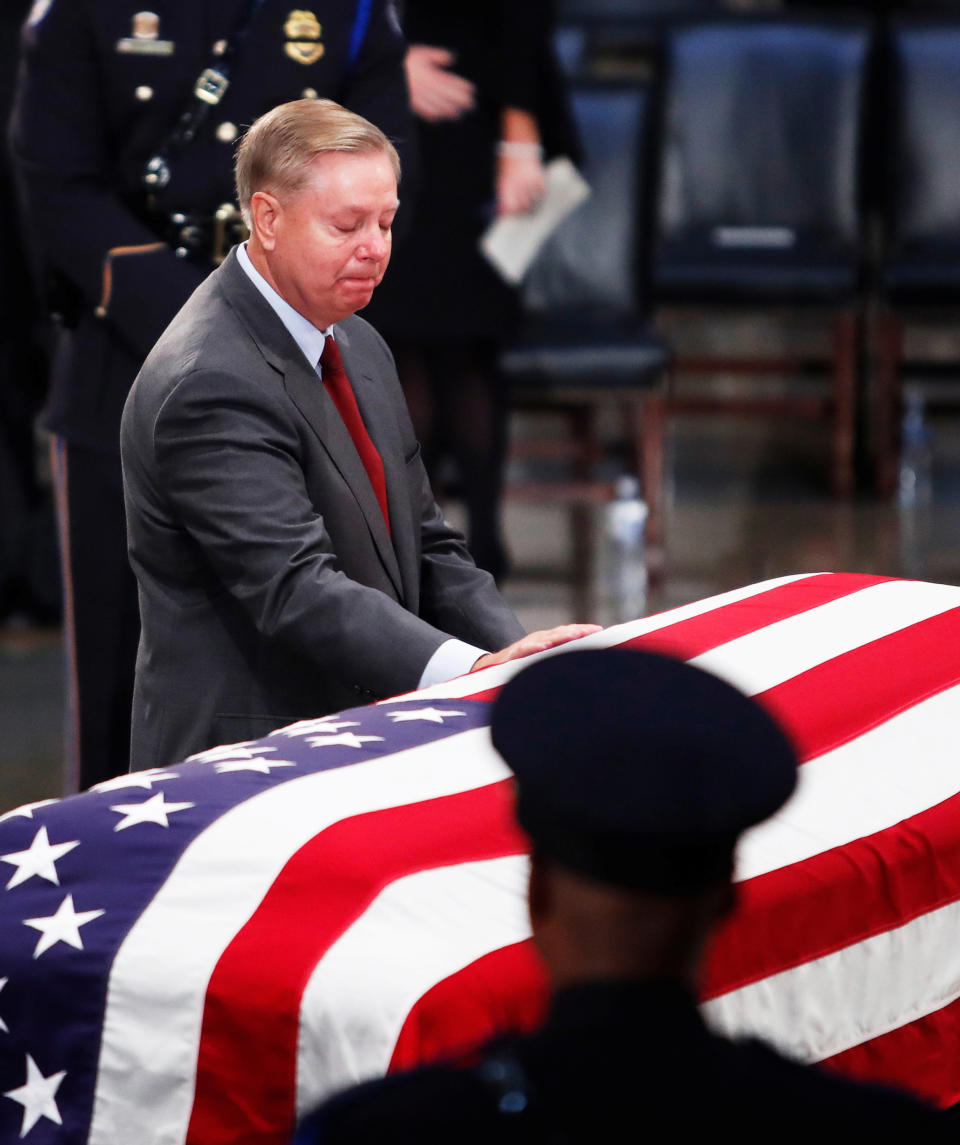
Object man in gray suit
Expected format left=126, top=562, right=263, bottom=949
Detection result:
left=121, top=99, right=595, bottom=772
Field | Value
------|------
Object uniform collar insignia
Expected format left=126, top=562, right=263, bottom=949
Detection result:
left=117, top=11, right=174, bottom=56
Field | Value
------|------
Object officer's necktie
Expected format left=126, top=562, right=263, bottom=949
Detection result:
left=319, top=337, right=392, bottom=537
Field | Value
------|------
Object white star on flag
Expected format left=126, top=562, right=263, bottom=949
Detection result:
left=109, top=793, right=195, bottom=832
left=23, top=894, right=105, bottom=958
left=0, top=799, right=59, bottom=825
left=1, top=827, right=80, bottom=890
left=90, top=770, right=178, bottom=793
left=272, top=718, right=360, bottom=737
left=386, top=707, right=467, bottom=724
left=3, top=1054, right=66, bottom=1136
left=305, top=732, right=383, bottom=749
left=0, top=977, right=7, bottom=1033
left=187, top=742, right=277, bottom=763
left=213, top=759, right=297, bottom=775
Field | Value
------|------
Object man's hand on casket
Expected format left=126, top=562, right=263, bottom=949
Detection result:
left=472, top=624, right=602, bottom=673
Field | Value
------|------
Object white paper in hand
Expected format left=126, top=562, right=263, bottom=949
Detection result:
left=480, top=156, right=591, bottom=285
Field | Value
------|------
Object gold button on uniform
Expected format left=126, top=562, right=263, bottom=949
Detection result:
left=212, top=39, right=228, bottom=56
left=216, top=121, right=238, bottom=143
left=135, top=85, right=153, bottom=101
left=302, top=87, right=318, bottom=100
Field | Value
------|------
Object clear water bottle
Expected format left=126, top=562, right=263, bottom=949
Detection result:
left=898, top=392, right=933, bottom=509
left=603, top=475, right=648, bottom=624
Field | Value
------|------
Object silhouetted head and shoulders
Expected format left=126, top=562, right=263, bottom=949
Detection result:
left=299, top=649, right=951, bottom=1142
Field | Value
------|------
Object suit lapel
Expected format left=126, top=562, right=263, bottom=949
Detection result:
left=284, top=355, right=404, bottom=600
left=218, top=251, right=404, bottom=599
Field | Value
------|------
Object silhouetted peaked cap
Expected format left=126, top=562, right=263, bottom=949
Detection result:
left=490, top=649, right=799, bottom=895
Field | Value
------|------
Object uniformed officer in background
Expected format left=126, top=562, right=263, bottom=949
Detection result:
left=10, top=0, right=414, bottom=790
left=295, top=649, right=950, bottom=1141
left=0, top=0, right=58, bottom=628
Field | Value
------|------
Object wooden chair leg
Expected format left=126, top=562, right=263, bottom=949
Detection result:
left=569, top=403, right=596, bottom=617
left=641, top=392, right=666, bottom=552
left=570, top=403, right=599, bottom=480
left=874, top=312, right=904, bottom=499
left=621, top=391, right=666, bottom=551
left=570, top=502, right=594, bottom=622
left=830, top=312, right=858, bottom=498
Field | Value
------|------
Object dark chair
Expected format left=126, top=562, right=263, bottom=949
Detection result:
left=556, top=0, right=729, bottom=69
left=874, top=21, right=960, bottom=496
left=653, top=16, right=873, bottom=496
left=501, top=79, right=671, bottom=598
left=559, top=0, right=726, bottom=26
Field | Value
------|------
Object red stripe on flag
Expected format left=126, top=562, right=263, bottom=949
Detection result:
left=459, top=573, right=887, bottom=706
left=701, top=790, right=960, bottom=998
left=187, top=570, right=958, bottom=1139
left=755, top=605, right=960, bottom=763
left=819, top=995, right=960, bottom=1109
left=388, top=941, right=548, bottom=1074
left=385, top=794, right=960, bottom=1081
left=460, top=685, right=501, bottom=704
left=624, top=572, right=891, bottom=661
left=389, top=939, right=960, bottom=1110
left=186, top=780, right=525, bottom=1145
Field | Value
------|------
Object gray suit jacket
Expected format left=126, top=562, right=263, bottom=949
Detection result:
left=121, top=249, right=523, bottom=770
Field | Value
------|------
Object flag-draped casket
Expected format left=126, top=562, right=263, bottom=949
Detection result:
left=1, top=572, right=959, bottom=1143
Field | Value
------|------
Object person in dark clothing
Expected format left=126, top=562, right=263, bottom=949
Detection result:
left=10, top=0, right=415, bottom=790
left=0, top=0, right=58, bottom=627
left=363, top=0, right=577, bottom=580
left=296, top=649, right=950, bottom=1142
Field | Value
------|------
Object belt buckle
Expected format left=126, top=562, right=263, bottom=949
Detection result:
left=194, top=68, right=229, bottom=106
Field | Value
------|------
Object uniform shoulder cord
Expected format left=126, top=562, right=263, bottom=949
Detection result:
left=141, top=0, right=269, bottom=192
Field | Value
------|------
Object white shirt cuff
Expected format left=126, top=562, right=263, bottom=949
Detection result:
left=418, top=639, right=486, bottom=690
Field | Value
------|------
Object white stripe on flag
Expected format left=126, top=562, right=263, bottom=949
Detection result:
left=736, top=680, right=960, bottom=881
left=702, top=896, right=960, bottom=1062
left=691, top=578, right=960, bottom=699
left=88, top=572, right=960, bottom=1143
left=402, top=573, right=821, bottom=703
left=295, top=855, right=531, bottom=1116
left=88, top=729, right=507, bottom=1145
left=290, top=680, right=960, bottom=1108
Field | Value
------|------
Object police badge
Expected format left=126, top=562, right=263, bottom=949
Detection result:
left=284, top=10, right=324, bottom=65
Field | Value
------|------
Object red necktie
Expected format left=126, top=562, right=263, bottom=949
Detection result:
left=320, top=337, right=392, bottom=537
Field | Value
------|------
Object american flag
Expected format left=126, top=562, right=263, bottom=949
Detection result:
left=1, top=571, right=959, bottom=1143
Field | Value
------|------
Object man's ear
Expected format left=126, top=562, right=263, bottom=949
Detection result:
left=249, top=190, right=281, bottom=251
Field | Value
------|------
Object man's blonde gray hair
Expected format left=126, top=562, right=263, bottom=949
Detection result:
left=235, top=98, right=401, bottom=226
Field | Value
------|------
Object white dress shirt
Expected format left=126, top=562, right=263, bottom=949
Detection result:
left=237, top=243, right=485, bottom=688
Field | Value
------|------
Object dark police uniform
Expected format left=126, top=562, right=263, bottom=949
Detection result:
left=11, top=0, right=413, bottom=789
left=296, top=649, right=952, bottom=1142
left=298, top=980, right=952, bottom=1142
left=0, top=0, right=59, bottom=626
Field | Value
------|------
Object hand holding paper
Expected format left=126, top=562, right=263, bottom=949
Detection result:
left=480, top=156, right=591, bottom=285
